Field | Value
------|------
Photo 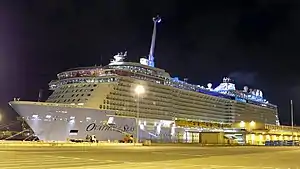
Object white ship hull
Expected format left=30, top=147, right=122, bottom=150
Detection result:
left=9, top=101, right=177, bottom=142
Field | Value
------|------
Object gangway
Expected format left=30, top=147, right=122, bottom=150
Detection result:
left=0, top=121, right=20, bottom=130
left=23, top=133, right=37, bottom=141
left=4, top=129, right=29, bottom=140
left=104, top=123, right=134, bottom=142
left=106, top=124, right=131, bottom=135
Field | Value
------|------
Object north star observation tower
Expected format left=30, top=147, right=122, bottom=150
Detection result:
left=147, top=15, right=161, bottom=68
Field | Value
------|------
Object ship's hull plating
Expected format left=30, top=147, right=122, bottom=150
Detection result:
left=9, top=101, right=176, bottom=142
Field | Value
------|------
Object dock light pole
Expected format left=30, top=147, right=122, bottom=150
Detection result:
left=134, top=85, right=145, bottom=144
left=290, top=100, right=294, bottom=146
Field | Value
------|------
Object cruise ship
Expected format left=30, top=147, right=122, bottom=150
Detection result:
left=9, top=16, right=280, bottom=143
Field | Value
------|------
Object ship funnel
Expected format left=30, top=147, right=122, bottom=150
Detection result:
left=148, top=15, right=161, bottom=67
left=207, top=83, right=212, bottom=89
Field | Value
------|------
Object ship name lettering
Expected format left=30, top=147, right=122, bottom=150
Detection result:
left=86, top=123, right=96, bottom=131
left=86, top=123, right=134, bottom=132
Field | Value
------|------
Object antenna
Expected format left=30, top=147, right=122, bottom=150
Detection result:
left=38, top=89, right=43, bottom=102
left=148, top=15, right=161, bottom=67
left=243, top=86, right=248, bottom=92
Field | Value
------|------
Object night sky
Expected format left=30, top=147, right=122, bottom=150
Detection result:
left=0, top=0, right=299, bottom=126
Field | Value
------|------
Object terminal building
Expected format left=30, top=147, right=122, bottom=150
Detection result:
left=172, top=120, right=299, bottom=145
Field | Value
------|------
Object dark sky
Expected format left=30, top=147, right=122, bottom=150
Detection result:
left=0, top=0, right=299, bottom=125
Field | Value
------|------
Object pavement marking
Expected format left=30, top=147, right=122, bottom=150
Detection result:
left=57, top=163, right=289, bottom=169
left=1, top=161, right=123, bottom=169
left=45, top=154, right=116, bottom=163
left=119, top=161, right=291, bottom=169
left=54, top=164, right=160, bottom=169
left=0, top=154, right=124, bottom=169
left=138, top=163, right=289, bottom=169
left=1, top=146, right=300, bottom=169
left=0, top=154, right=294, bottom=169
left=151, top=151, right=204, bottom=157
left=7, top=150, right=91, bottom=154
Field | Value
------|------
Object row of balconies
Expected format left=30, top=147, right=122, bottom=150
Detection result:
left=173, top=97, right=229, bottom=111
left=114, top=110, right=171, bottom=120
left=108, top=100, right=234, bottom=122
left=112, top=107, right=234, bottom=123
left=121, top=78, right=275, bottom=112
left=173, top=105, right=231, bottom=117
left=231, top=105, right=276, bottom=113
left=107, top=101, right=232, bottom=119
left=112, top=86, right=230, bottom=110
left=173, top=101, right=230, bottom=112
left=107, top=88, right=241, bottom=117
left=107, top=102, right=169, bottom=112
left=94, top=78, right=276, bottom=124
left=106, top=90, right=276, bottom=124
left=234, top=103, right=274, bottom=111
left=115, top=80, right=234, bottom=107
left=108, top=93, right=230, bottom=115
left=108, top=92, right=171, bottom=105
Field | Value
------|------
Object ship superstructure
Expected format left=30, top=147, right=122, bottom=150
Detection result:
left=46, top=53, right=278, bottom=125
left=8, top=16, right=279, bottom=142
